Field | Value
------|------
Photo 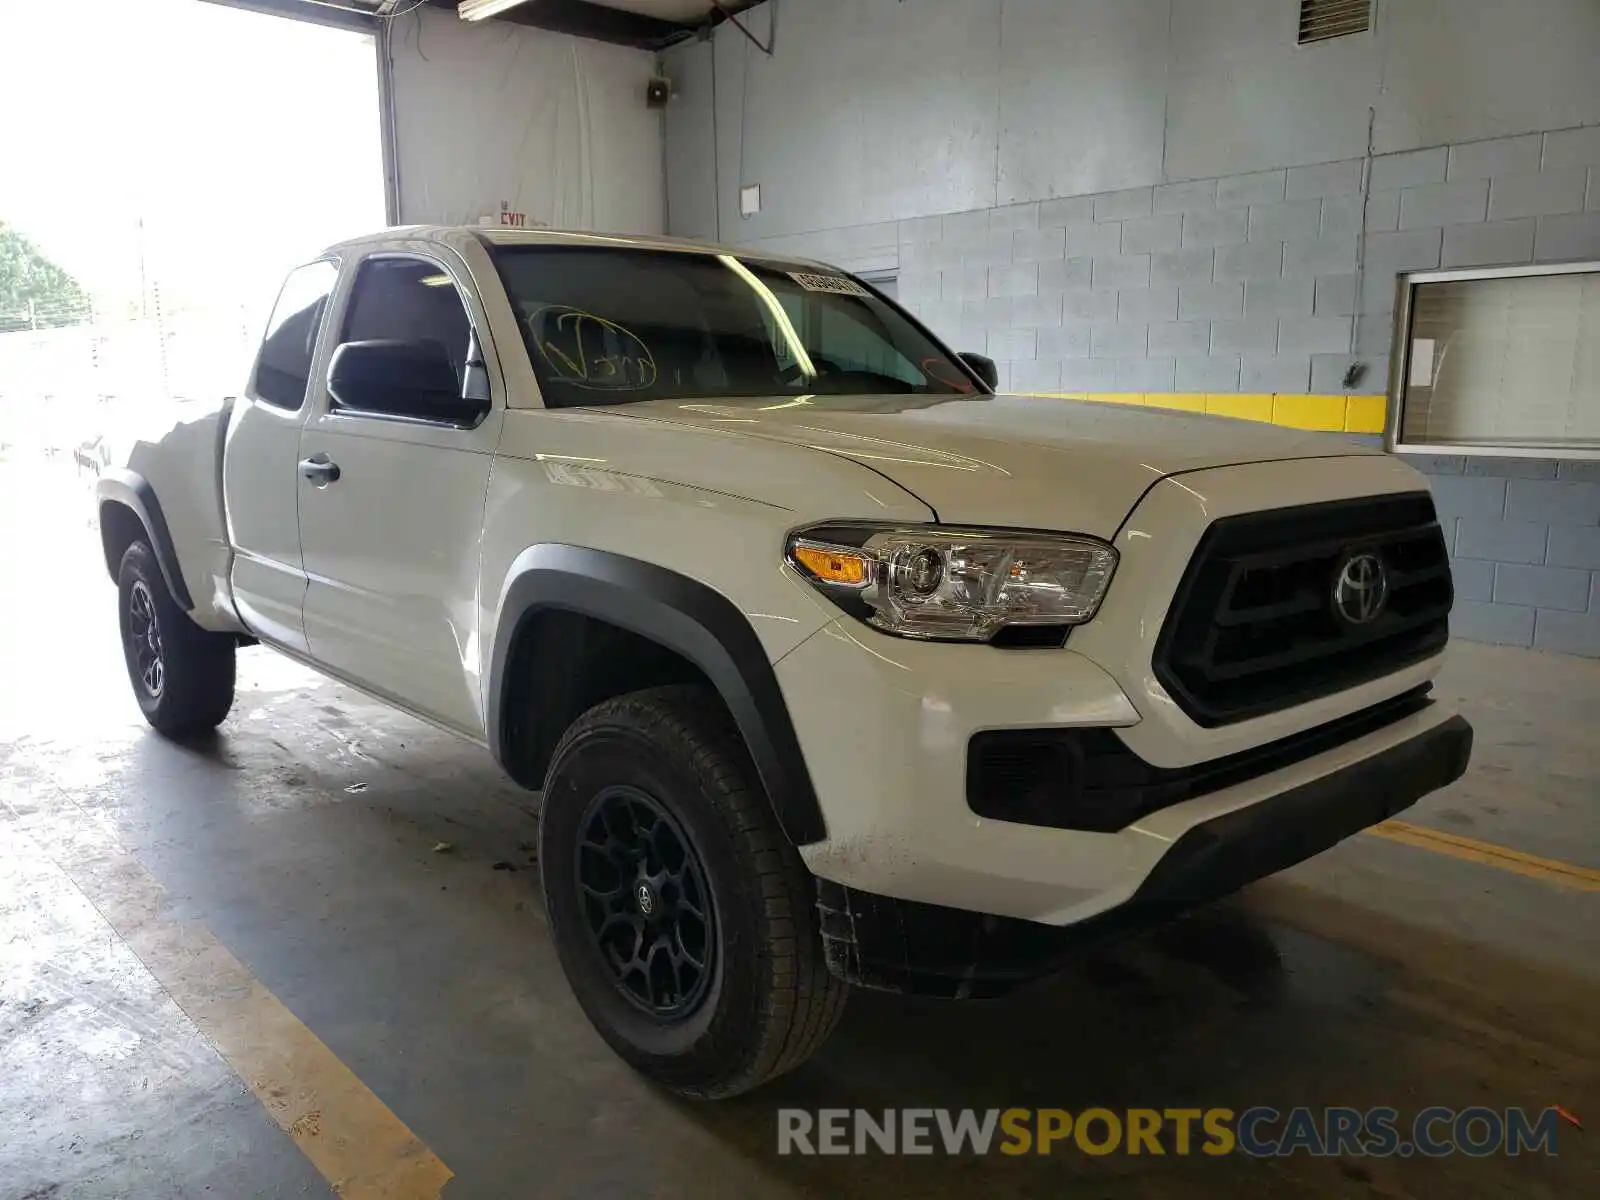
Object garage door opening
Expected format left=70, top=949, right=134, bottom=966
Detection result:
left=0, top=0, right=385, bottom=472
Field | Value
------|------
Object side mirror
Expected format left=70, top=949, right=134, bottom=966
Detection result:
left=957, top=351, right=999, bottom=391
left=327, top=339, right=487, bottom=426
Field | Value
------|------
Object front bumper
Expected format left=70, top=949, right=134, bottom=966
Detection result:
left=779, top=613, right=1465, bottom=925
left=817, top=713, right=1472, bottom=997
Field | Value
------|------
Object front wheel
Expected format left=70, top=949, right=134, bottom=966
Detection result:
left=117, top=540, right=236, bottom=737
left=539, top=685, right=848, bottom=1098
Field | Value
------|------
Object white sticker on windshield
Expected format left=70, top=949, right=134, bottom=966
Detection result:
left=789, top=271, right=870, bottom=297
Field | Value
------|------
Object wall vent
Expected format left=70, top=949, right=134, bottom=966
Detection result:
left=1298, top=0, right=1371, bottom=44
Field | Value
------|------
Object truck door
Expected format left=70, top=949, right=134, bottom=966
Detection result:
left=223, top=260, right=336, bottom=654
left=297, top=252, right=503, bottom=737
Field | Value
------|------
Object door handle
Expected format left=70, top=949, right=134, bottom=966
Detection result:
left=299, top=455, right=341, bottom=486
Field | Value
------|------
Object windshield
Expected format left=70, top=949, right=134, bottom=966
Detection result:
left=489, top=244, right=982, bottom=407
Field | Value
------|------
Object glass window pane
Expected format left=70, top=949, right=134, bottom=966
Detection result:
left=1398, top=268, right=1600, bottom=452
left=489, top=246, right=976, bottom=408
left=341, top=258, right=473, bottom=384
left=252, top=261, right=336, bottom=411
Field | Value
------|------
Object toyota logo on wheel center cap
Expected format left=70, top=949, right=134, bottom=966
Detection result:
left=1333, top=551, right=1389, bottom=626
left=635, top=882, right=656, bottom=916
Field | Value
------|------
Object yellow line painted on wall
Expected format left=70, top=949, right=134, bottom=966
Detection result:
left=3, top=789, right=454, bottom=1199
left=1368, top=819, right=1600, bottom=892
left=1273, top=392, right=1350, bottom=431
left=1021, top=391, right=1389, bottom=435
left=1344, top=394, right=1389, bottom=434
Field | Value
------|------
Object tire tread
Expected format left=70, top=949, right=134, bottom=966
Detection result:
left=544, top=684, right=846, bottom=1097
left=118, top=541, right=235, bottom=737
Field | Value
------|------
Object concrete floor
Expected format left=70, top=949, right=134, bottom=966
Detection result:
left=2, top=461, right=1597, bottom=1198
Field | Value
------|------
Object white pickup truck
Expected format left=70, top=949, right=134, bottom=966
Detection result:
left=97, top=226, right=1472, bottom=1097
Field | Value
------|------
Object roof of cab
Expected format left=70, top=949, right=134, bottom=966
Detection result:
left=321, top=225, right=827, bottom=269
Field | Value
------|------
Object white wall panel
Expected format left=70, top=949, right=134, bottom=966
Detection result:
left=389, top=6, right=663, bottom=233
left=715, top=0, right=1002, bottom=241
left=663, top=38, right=718, bottom=239
left=1376, top=0, right=1600, bottom=153
left=663, top=0, right=1600, bottom=243
left=1164, top=0, right=1380, bottom=181
left=997, top=0, right=1169, bottom=201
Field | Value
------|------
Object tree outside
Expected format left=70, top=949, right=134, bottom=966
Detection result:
left=0, top=221, right=91, bottom=332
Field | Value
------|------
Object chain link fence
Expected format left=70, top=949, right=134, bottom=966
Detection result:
left=0, top=295, right=259, bottom=469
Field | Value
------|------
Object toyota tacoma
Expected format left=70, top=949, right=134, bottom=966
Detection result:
left=96, top=226, right=1472, bottom=1097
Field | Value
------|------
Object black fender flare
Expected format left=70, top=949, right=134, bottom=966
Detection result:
left=96, top=468, right=194, bottom=611
left=486, top=545, right=827, bottom=846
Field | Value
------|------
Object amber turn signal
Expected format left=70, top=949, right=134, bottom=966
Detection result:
left=791, top=543, right=871, bottom=586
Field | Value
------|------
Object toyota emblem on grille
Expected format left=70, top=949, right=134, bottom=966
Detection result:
left=1333, top=552, right=1389, bottom=626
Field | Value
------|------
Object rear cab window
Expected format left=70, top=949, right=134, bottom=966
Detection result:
left=251, top=260, right=337, bottom=411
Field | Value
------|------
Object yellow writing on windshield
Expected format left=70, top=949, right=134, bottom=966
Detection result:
left=529, top=306, right=658, bottom=391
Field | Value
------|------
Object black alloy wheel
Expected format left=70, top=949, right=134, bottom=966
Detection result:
left=127, top=579, right=165, bottom=699
left=575, top=784, right=716, bottom=1018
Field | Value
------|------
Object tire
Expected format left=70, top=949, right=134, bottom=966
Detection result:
left=539, top=685, right=848, bottom=1098
left=117, top=540, right=236, bottom=737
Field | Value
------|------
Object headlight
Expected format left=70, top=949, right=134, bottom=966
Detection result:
left=786, top=522, right=1118, bottom=642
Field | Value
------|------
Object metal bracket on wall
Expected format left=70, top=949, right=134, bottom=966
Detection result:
left=711, top=0, right=772, bottom=55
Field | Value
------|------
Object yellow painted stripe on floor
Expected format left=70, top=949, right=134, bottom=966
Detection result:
left=3, top=794, right=453, bottom=1199
left=1368, top=819, right=1600, bottom=892
left=1025, top=390, right=1387, bottom=434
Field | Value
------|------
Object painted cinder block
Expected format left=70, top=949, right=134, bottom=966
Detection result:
left=1450, top=600, right=1535, bottom=647
left=1182, top=207, right=1248, bottom=248
left=1400, top=179, right=1490, bottom=230
left=1493, top=563, right=1592, bottom=611
left=1217, top=169, right=1287, bottom=208
left=1154, top=179, right=1217, bottom=213
left=1121, top=213, right=1183, bottom=254
left=1448, top=134, right=1542, bottom=181
left=1454, top=517, right=1547, bottom=565
left=1505, top=479, right=1600, bottom=526
left=1249, top=199, right=1322, bottom=244
left=1370, top=147, right=1449, bottom=191
left=1215, top=241, right=1284, bottom=282
left=1094, top=187, right=1154, bottom=222
left=1150, top=248, right=1216, bottom=286
left=1441, top=219, right=1536, bottom=267
left=1178, top=282, right=1244, bottom=321
left=1176, top=356, right=1241, bottom=393
left=1286, top=159, right=1364, bottom=199
left=1534, top=609, right=1600, bottom=657
left=1489, top=168, right=1588, bottom=220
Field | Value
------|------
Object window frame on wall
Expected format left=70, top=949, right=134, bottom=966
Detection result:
left=1385, top=260, right=1600, bottom=461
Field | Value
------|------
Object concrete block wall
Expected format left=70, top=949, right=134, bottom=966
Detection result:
left=734, top=124, right=1600, bottom=656
left=750, top=126, right=1600, bottom=413
left=1410, top=458, right=1600, bottom=655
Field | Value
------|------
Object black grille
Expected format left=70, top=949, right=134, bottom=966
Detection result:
left=967, top=686, right=1436, bottom=833
left=1154, top=493, right=1453, bottom=727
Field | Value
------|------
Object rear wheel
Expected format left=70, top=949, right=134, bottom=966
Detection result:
left=539, top=685, right=847, bottom=1098
left=117, top=540, right=236, bottom=737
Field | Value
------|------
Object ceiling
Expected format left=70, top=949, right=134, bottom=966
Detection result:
left=433, top=0, right=762, bottom=49
left=585, top=0, right=725, bottom=20
left=205, top=0, right=760, bottom=51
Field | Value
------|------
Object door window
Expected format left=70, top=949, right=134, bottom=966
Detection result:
left=252, top=260, right=336, bottom=411
left=341, top=257, right=475, bottom=389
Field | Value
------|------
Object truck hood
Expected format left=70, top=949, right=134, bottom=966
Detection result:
left=611, top=393, right=1380, bottom=537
